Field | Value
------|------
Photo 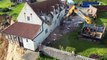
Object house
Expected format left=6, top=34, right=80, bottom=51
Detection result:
left=2, top=0, right=66, bottom=51
left=79, top=5, right=97, bottom=18
left=10, top=0, right=36, bottom=3
left=15, top=0, right=47, bottom=3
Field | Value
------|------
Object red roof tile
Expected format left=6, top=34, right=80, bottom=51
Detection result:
left=2, top=22, right=40, bottom=39
left=29, top=0, right=61, bottom=14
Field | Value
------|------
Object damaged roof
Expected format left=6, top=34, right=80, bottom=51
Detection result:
left=2, top=22, right=40, bottom=39
left=94, top=5, right=107, bottom=11
left=29, top=0, right=61, bottom=14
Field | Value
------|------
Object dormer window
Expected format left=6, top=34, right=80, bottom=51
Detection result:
left=51, top=6, right=56, bottom=14
left=59, top=5, right=62, bottom=11
left=60, top=4, right=64, bottom=10
left=56, top=4, right=60, bottom=11
left=55, top=9, right=58, bottom=14
left=50, top=11, right=54, bottom=15
left=48, top=14, right=53, bottom=20
left=27, top=16, right=30, bottom=21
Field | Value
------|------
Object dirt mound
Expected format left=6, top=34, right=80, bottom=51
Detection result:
left=0, top=37, right=8, bottom=60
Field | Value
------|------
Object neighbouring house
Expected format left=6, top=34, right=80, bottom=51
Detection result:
left=87, top=5, right=97, bottom=18
left=80, top=5, right=97, bottom=18
left=10, top=0, right=36, bottom=3
left=2, top=0, right=66, bottom=51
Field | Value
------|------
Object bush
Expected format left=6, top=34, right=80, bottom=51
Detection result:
left=65, top=47, right=75, bottom=52
left=59, top=46, right=75, bottom=52
left=0, top=8, right=11, bottom=12
left=101, top=53, right=107, bottom=60
left=89, top=54, right=101, bottom=59
left=1, top=8, right=11, bottom=12
left=0, top=8, right=2, bottom=12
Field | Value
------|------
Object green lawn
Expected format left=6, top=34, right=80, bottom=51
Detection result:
left=0, top=0, right=24, bottom=20
left=96, top=12, right=107, bottom=26
left=0, top=0, right=12, bottom=8
left=9, top=3, right=24, bottom=20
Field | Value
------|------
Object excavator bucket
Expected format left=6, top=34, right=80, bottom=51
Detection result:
left=84, top=16, right=92, bottom=24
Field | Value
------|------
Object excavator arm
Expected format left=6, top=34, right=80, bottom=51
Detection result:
left=65, top=5, right=75, bottom=17
left=65, top=5, right=92, bottom=24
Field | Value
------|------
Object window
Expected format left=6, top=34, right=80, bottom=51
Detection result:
left=26, top=39, right=28, bottom=42
left=45, top=29, right=48, bottom=34
left=57, top=14, right=60, bottom=18
left=59, top=7, right=62, bottom=11
left=48, top=14, right=53, bottom=20
left=27, top=16, right=30, bottom=21
left=11, top=35, right=13, bottom=40
left=9, top=35, right=12, bottom=40
left=55, top=10, right=58, bottom=14
left=54, top=20, right=56, bottom=25
left=13, top=35, right=17, bottom=40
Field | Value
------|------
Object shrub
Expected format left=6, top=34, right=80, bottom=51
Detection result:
left=101, top=53, right=107, bottom=60
left=1, top=8, right=11, bottom=12
left=65, top=47, right=75, bottom=52
left=89, top=54, right=101, bottom=59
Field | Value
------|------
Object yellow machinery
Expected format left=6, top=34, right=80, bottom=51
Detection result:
left=65, top=5, right=91, bottom=24
left=65, top=5, right=106, bottom=40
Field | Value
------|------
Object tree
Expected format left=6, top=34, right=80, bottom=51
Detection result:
left=10, top=0, right=17, bottom=3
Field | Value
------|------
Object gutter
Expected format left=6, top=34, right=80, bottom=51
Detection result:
left=32, top=22, right=44, bottom=40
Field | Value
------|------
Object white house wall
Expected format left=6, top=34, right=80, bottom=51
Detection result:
left=17, top=3, right=42, bottom=25
left=33, top=9, right=66, bottom=50
left=23, top=38, right=35, bottom=50
left=33, top=22, right=50, bottom=48
left=50, top=9, right=66, bottom=32
left=5, top=33, right=35, bottom=51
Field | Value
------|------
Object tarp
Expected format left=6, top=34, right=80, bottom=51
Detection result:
left=66, top=0, right=74, bottom=5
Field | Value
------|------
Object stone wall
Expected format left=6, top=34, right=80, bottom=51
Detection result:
left=42, top=46, right=95, bottom=60
left=37, top=0, right=46, bottom=2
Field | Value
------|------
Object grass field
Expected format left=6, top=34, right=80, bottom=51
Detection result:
left=0, top=0, right=12, bottom=8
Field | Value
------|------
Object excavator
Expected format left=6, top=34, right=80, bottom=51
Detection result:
left=65, top=5, right=106, bottom=40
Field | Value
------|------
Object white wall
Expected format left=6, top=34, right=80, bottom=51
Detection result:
left=23, top=38, right=35, bottom=51
left=33, top=8, right=66, bottom=50
left=33, top=22, right=50, bottom=47
left=17, top=3, right=42, bottom=25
